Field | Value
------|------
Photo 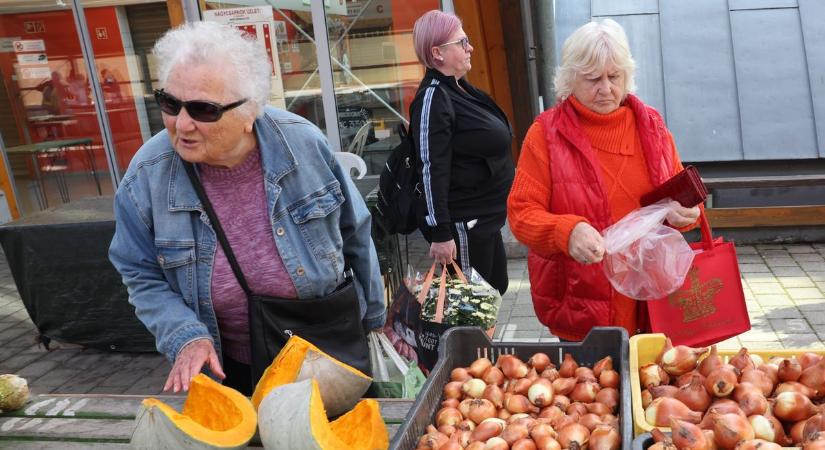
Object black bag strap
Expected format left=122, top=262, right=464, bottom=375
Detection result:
left=182, top=160, right=255, bottom=297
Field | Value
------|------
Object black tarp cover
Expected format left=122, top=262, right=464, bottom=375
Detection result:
left=0, top=197, right=155, bottom=352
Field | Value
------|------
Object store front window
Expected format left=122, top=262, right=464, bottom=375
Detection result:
left=326, top=0, right=439, bottom=174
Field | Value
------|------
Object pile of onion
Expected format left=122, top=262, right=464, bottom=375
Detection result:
left=641, top=338, right=825, bottom=449
left=414, top=353, right=621, bottom=450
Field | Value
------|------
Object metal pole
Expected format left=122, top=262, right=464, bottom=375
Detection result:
left=70, top=0, right=122, bottom=188
left=309, top=0, right=342, bottom=152
left=520, top=0, right=542, bottom=117
left=180, top=0, right=201, bottom=23
left=535, top=0, right=557, bottom=107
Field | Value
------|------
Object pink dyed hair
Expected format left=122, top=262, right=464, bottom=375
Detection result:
left=413, top=10, right=462, bottom=69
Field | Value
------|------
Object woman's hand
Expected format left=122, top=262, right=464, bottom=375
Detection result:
left=666, top=202, right=700, bottom=227
left=164, top=338, right=225, bottom=393
left=568, top=222, right=606, bottom=265
left=429, top=239, right=456, bottom=266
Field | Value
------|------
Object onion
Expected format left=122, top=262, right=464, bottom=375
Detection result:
left=436, top=407, right=464, bottom=428
left=704, top=365, right=739, bottom=397
left=527, top=378, right=554, bottom=407
left=675, top=370, right=705, bottom=388
left=557, top=422, right=590, bottom=450
left=645, top=397, right=703, bottom=426
left=469, top=357, right=493, bottom=378
left=566, top=402, right=588, bottom=417
left=442, top=398, right=460, bottom=409
left=505, top=394, right=538, bottom=414
left=712, top=412, right=755, bottom=449
left=729, top=348, right=756, bottom=372
left=649, top=384, right=679, bottom=399
left=451, top=367, right=472, bottom=382
left=756, top=363, right=779, bottom=386
left=500, top=423, right=530, bottom=445
left=734, top=439, right=781, bottom=450
left=530, top=422, right=557, bottom=440
left=463, top=378, right=487, bottom=399
left=467, top=398, right=497, bottom=424
left=499, top=355, right=530, bottom=379
left=483, top=383, right=505, bottom=409
left=559, top=353, right=579, bottom=378
left=749, top=414, right=792, bottom=446
left=579, top=413, right=604, bottom=431
left=540, top=367, right=560, bottom=381
left=660, top=342, right=709, bottom=376
left=670, top=417, right=711, bottom=450
left=470, top=419, right=505, bottom=443
left=465, top=442, right=486, bottom=450
left=484, top=436, right=509, bottom=450
left=595, top=387, right=619, bottom=413
left=698, top=345, right=723, bottom=377
left=511, top=438, right=538, bottom=450
left=458, top=419, right=476, bottom=431
left=740, top=368, right=773, bottom=397
left=593, top=356, right=613, bottom=378
left=733, top=382, right=763, bottom=403
left=534, top=435, right=562, bottom=450
left=528, top=352, right=552, bottom=372
left=599, top=369, right=619, bottom=389
left=439, top=432, right=463, bottom=450
left=799, top=352, right=823, bottom=370
left=789, top=419, right=807, bottom=444
left=553, top=394, right=571, bottom=411
left=773, top=391, right=821, bottom=422
left=585, top=401, right=612, bottom=416
left=641, top=389, right=653, bottom=409
left=538, top=405, right=564, bottom=422
left=774, top=381, right=818, bottom=398
left=482, top=366, right=506, bottom=386
left=551, top=377, right=576, bottom=396
left=777, top=357, right=803, bottom=382
left=675, top=373, right=712, bottom=412
left=640, top=362, right=670, bottom=388
left=589, top=424, right=620, bottom=450
left=570, top=380, right=600, bottom=403
left=803, top=414, right=825, bottom=444
left=512, top=377, right=533, bottom=396
left=438, top=424, right=457, bottom=436
left=459, top=398, right=473, bottom=418
left=799, top=358, right=825, bottom=395
left=575, top=367, right=596, bottom=382
left=443, top=380, right=464, bottom=399
left=738, top=391, right=768, bottom=416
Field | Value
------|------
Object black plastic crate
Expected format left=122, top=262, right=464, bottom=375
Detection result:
left=390, top=326, right=631, bottom=449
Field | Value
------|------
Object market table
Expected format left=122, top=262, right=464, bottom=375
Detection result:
left=0, top=394, right=413, bottom=448
left=5, top=137, right=102, bottom=210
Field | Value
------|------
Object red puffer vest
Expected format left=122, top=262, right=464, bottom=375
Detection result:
left=528, top=94, right=675, bottom=340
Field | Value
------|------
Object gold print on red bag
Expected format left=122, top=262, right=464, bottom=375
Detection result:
left=667, top=267, right=723, bottom=323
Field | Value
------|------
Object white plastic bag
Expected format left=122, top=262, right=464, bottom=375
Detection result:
left=601, top=200, right=695, bottom=300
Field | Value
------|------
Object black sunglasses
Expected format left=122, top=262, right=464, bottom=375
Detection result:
left=153, top=89, right=247, bottom=123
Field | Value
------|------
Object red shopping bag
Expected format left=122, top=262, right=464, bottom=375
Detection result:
left=647, top=213, right=750, bottom=347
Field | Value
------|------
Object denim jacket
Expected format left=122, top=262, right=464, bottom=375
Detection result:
left=109, top=107, right=386, bottom=363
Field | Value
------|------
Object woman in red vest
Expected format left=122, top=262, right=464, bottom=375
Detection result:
left=507, top=19, right=700, bottom=341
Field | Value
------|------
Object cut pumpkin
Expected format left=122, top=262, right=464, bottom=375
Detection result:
left=131, top=374, right=256, bottom=449
left=258, top=378, right=388, bottom=450
left=251, top=335, right=371, bottom=417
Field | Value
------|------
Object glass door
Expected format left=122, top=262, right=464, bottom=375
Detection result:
left=0, top=1, right=116, bottom=215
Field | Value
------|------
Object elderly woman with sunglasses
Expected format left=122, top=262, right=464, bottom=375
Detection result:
left=409, top=10, right=514, bottom=295
left=507, top=19, right=700, bottom=342
left=109, top=22, right=385, bottom=395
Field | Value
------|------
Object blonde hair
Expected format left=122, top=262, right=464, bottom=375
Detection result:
left=553, top=18, right=636, bottom=101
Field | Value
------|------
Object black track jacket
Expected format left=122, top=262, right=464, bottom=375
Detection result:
left=410, top=68, right=514, bottom=242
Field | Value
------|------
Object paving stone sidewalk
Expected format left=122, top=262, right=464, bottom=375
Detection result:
left=0, top=236, right=823, bottom=396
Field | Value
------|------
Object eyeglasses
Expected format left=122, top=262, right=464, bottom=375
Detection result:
left=153, top=89, right=247, bottom=123
left=439, top=36, right=470, bottom=51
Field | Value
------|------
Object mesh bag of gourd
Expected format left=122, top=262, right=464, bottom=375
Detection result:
left=130, top=336, right=389, bottom=450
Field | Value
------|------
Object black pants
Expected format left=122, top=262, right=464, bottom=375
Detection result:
left=447, top=214, right=509, bottom=295
left=221, top=354, right=253, bottom=396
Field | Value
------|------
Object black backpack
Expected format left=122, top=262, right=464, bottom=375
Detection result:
left=375, top=84, right=454, bottom=235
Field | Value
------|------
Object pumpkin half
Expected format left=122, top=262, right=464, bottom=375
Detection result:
left=251, top=335, right=371, bottom=417
left=258, top=378, right=388, bottom=450
left=131, top=374, right=256, bottom=449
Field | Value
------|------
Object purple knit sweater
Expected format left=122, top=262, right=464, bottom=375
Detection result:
left=200, top=150, right=296, bottom=364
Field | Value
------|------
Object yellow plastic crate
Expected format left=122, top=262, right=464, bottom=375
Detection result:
left=629, top=333, right=825, bottom=439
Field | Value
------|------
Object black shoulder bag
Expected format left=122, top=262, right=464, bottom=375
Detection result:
left=182, top=161, right=371, bottom=384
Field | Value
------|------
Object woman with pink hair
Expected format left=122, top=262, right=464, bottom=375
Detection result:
left=409, top=10, right=514, bottom=295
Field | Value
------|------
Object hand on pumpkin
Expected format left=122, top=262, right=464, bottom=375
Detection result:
left=429, top=239, right=456, bottom=266
left=665, top=201, right=700, bottom=227
left=165, top=338, right=225, bottom=393
left=568, top=221, right=605, bottom=265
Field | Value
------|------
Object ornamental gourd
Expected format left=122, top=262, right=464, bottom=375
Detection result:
left=130, top=374, right=256, bottom=449
left=258, top=378, right=388, bottom=450
left=251, top=335, right=371, bottom=417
